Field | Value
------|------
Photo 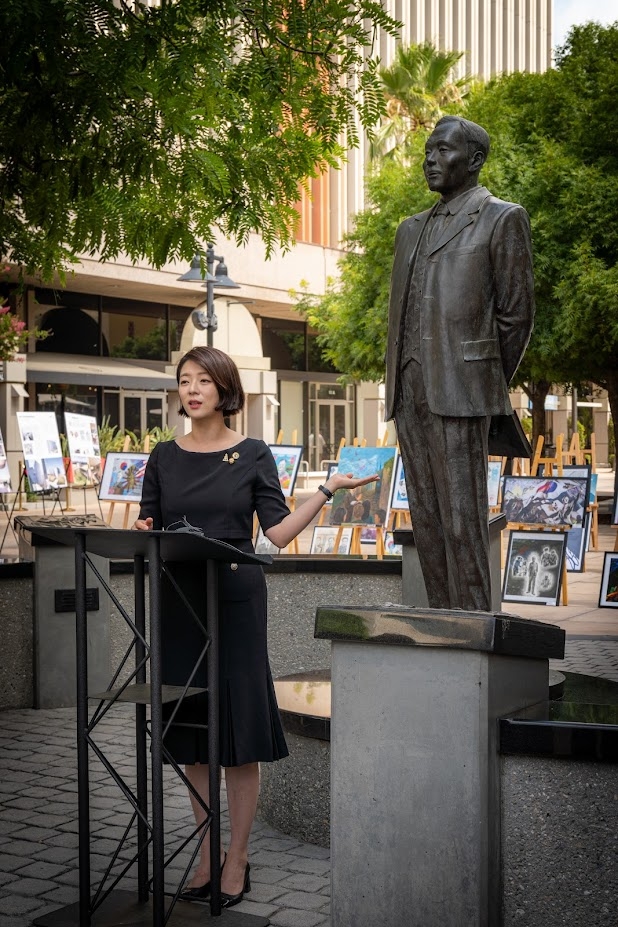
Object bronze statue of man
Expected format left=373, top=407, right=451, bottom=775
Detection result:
left=385, top=115, right=535, bottom=611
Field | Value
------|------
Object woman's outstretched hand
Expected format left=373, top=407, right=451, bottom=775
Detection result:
left=326, top=471, right=380, bottom=493
left=133, top=517, right=153, bottom=531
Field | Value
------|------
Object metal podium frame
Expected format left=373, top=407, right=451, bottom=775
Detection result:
left=28, top=526, right=272, bottom=927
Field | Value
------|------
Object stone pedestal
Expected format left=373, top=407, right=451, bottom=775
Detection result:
left=315, top=605, right=564, bottom=927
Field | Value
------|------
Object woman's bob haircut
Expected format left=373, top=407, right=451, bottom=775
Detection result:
left=176, top=346, right=245, bottom=417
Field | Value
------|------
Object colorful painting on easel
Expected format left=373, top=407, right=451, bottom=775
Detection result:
left=599, top=553, right=618, bottom=608
left=501, top=476, right=588, bottom=528
left=328, top=446, right=396, bottom=528
left=0, top=428, right=12, bottom=493
left=16, top=411, right=67, bottom=492
left=64, top=412, right=102, bottom=487
left=267, top=445, right=303, bottom=498
left=98, top=452, right=149, bottom=503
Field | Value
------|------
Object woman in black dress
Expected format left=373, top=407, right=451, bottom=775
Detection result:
left=134, top=346, right=377, bottom=907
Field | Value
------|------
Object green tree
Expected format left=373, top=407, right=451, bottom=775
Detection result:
left=371, top=42, right=468, bottom=160
left=0, top=0, right=398, bottom=279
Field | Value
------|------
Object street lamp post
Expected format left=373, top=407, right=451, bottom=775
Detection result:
left=178, top=244, right=240, bottom=347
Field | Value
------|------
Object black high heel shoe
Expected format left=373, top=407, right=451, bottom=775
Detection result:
left=179, top=853, right=227, bottom=903
left=220, top=862, right=251, bottom=909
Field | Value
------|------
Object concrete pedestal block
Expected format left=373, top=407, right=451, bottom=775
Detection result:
left=315, top=605, right=565, bottom=927
left=16, top=516, right=111, bottom=709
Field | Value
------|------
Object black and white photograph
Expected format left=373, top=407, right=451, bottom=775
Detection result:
left=502, top=530, right=568, bottom=606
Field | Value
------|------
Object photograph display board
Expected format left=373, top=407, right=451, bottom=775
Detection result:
left=64, top=412, right=102, bottom=487
left=502, top=530, right=567, bottom=607
left=328, top=446, right=397, bottom=528
left=310, top=526, right=353, bottom=555
left=487, top=460, right=502, bottom=507
left=501, top=475, right=588, bottom=528
left=98, top=452, right=149, bottom=503
left=389, top=456, right=408, bottom=511
left=16, top=411, right=67, bottom=492
left=0, top=428, right=12, bottom=493
left=268, top=445, right=304, bottom=498
left=599, top=553, right=618, bottom=608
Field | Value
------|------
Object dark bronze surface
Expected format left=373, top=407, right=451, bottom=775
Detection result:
left=385, top=116, right=535, bottom=612
left=314, top=604, right=565, bottom=659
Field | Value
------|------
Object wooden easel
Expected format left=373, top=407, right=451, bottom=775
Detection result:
left=106, top=434, right=150, bottom=529
left=530, top=434, right=564, bottom=476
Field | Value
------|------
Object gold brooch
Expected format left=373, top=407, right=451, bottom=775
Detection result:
left=222, top=451, right=240, bottom=465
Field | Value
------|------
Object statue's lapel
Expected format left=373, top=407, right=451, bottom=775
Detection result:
left=428, top=187, right=492, bottom=255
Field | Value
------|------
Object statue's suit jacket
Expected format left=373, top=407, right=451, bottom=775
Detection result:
left=385, top=185, right=535, bottom=421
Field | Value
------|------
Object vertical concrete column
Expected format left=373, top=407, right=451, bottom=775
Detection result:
left=315, top=606, right=565, bottom=927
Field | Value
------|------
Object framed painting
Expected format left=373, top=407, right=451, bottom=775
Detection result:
left=565, top=519, right=587, bottom=573
left=268, top=445, right=304, bottom=498
left=487, top=460, right=502, bottom=507
left=389, top=455, right=409, bottom=511
left=502, top=530, right=567, bottom=607
left=501, top=475, right=588, bottom=528
left=320, top=462, right=339, bottom=506
left=552, top=464, right=591, bottom=503
left=612, top=492, right=618, bottom=527
left=254, top=526, right=280, bottom=555
left=599, top=553, right=618, bottom=608
left=383, top=531, right=403, bottom=557
left=98, top=452, right=149, bottom=503
left=310, top=526, right=353, bottom=555
left=328, top=445, right=397, bottom=528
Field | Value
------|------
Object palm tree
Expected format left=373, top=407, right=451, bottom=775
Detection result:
left=371, top=42, right=469, bottom=160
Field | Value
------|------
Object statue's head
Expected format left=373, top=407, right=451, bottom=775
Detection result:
left=423, top=116, right=490, bottom=200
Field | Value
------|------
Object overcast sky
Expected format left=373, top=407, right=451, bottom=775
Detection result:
left=553, top=0, right=616, bottom=49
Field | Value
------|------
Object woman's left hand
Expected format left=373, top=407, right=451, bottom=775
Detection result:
left=326, top=471, right=380, bottom=493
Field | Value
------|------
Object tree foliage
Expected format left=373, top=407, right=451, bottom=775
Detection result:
left=370, top=42, right=468, bottom=159
left=0, top=0, right=399, bottom=278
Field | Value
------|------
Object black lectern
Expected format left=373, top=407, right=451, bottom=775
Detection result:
left=28, top=527, right=272, bottom=927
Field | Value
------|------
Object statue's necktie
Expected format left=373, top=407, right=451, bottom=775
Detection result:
left=427, top=202, right=450, bottom=248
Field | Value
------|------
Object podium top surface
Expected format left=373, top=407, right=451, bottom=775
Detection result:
left=314, top=604, right=565, bottom=659
left=23, top=525, right=272, bottom=565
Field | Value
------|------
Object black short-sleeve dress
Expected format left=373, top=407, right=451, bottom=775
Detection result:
left=138, top=437, right=290, bottom=767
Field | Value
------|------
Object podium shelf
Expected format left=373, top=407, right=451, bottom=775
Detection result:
left=90, top=684, right=207, bottom=705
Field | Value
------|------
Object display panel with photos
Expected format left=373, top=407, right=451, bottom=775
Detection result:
left=502, top=530, right=567, bottom=607
left=599, top=553, right=618, bottom=608
left=268, top=445, right=304, bottom=498
left=17, top=411, right=67, bottom=492
left=98, top=453, right=149, bottom=503
left=501, top=475, right=588, bottom=528
left=0, top=428, right=12, bottom=493
left=328, top=446, right=396, bottom=528
left=64, top=412, right=102, bottom=487
left=310, top=526, right=353, bottom=555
